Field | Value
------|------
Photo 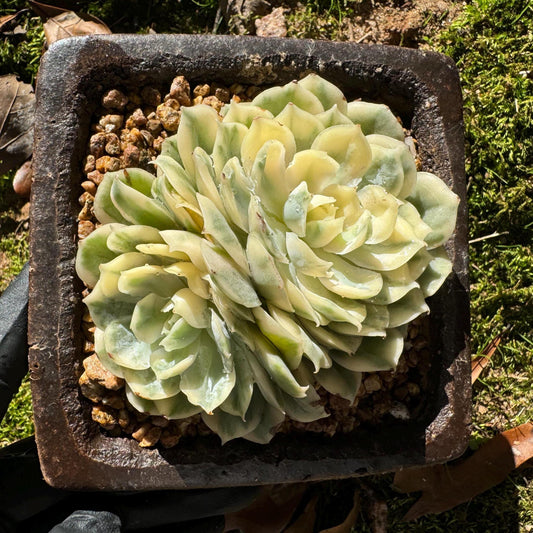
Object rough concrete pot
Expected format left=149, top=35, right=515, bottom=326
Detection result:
left=29, top=34, right=470, bottom=491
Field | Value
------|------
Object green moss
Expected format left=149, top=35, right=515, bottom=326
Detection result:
left=0, top=376, right=33, bottom=447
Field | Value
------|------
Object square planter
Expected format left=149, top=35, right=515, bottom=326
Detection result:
left=29, top=34, right=470, bottom=490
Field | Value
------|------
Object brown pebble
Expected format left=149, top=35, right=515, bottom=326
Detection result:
left=141, top=86, right=161, bottom=107
left=407, top=382, right=420, bottom=397
left=139, top=426, right=162, bottom=447
left=363, top=374, right=382, bottom=393
left=163, top=98, right=181, bottom=111
left=99, top=114, right=124, bottom=133
left=139, top=129, right=154, bottom=147
left=131, top=108, right=147, bottom=127
left=87, top=170, right=104, bottom=186
left=151, top=416, right=170, bottom=428
left=122, top=145, right=140, bottom=167
left=160, top=430, right=181, bottom=449
left=102, top=393, right=126, bottom=410
left=84, top=340, right=94, bottom=353
left=13, top=160, right=33, bottom=197
left=105, top=133, right=121, bottom=155
left=169, top=75, right=191, bottom=106
left=118, top=409, right=130, bottom=429
left=78, top=220, right=95, bottom=239
left=79, top=372, right=104, bottom=403
left=78, top=191, right=94, bottom=207
left=193, top=84, right=210, bottom=98
left=81, top=180, right=97, bottom=195
left=153, top=136, right=165, bottom=152
left=83, top=353, right=125, bottom=390
left=214, top=87, right=230, bottom=103
left=202, top=95, right=223, bottom=112
left=145, top=118, right=162, bottom=137
left=132, top=424, right=150, bottom=442
left=156, top=104, right=181, bottom=132
left=92, top=405, right=118, bottom=430
left=230, top=83, right=245, bottom=95
left=84, top=155, right=96, bottom=173
left=193, top=95, right=203, bottom=105
left=95, top=155, right=121, bottom=173
left=89, top=133, right=107, bottom=158
left=102, top=89, right=128, bottom=111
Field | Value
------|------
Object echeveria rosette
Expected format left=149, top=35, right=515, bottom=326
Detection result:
left=76, top=74, right=459, bottom=444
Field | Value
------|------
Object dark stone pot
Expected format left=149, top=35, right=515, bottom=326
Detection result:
left=29, top=34, right=470, bottom=491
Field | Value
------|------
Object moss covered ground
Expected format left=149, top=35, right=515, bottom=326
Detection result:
left=0, top=0, right=532, bottom=529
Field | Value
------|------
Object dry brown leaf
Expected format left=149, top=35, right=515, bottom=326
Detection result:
left=0, top=75, right=35, bottom=174
left=29, top=0, right=78, bottom=19
left=0, top=12, right=21, bottom=32
left=471, top=327, right=509, bottom=384
left=284, top=494, right=318, bottom=533
left=319, top=490, right=360, bottom=533
left=43, top=10, right=111, bottom=45
left=224, top=483, right=307, bottom=533
left=394, top=422, right=533, bottom=521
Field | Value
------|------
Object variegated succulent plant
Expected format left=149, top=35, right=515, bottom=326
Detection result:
left=76, top=74, right=459, bottom=444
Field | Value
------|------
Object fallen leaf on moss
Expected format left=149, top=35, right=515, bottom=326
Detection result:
left=394, top=422, right=533, bottom=520
left=471, top=327, right=509, bottom=383
left=0, top=75, right=35, bottom=175
left=29, top=0, right=81, bottom=19
left=43, top=10, right=111, bottom=45
left=224, top=483, right=306, bottom=533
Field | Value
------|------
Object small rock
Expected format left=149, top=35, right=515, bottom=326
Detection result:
left=132, top=422, right=161, bottom=447
left=122, top=145, right=140, bottom=167
left=89, top=133, right=107, bottom=158
left=95, top=155, right=121, bottom=173
left=102, top=393, right=126, bottom=410
left=87, top=170, right=104, bottom=186
left=163, top=98, right=181, bottom=111
left=363, top=374, right=382, bottom=393
left=13, top=160, right=33, bottom=197
left=84, top=155, right=96, bottom=173
left=214, top=87, right=231, bottom=103
left=78, top=220, right=95, bottom=239
left=255, top=7, right=287, bottom=38
left=102, top=89, right=128, bottom=111
left=79, top=372, right=104, bottom=403
left=139, top=130, right=154, bottom=147
left=78, top=191, right=93, bottom=207
left=156, top=104, right=181, bottom=132
left=118, top=409, right=131, bottom=429
left=83, top=353, right=125, bottom=390
left=407, top=382, right=420, bottom=397
left=145, top=118, right=162, bottom=137
left=151, top=416, right=170, bottom=428
left=99, top=114, right=124, bottom=134
left=169, top=76, right=191, bottom=106
left=193, top=84, right=210, bottom=98
left=81, top=180, right=97, bottom=196
left=130, top=108, right=147, bottom=127
left=202, top=95, right=223, bottom=113
left=141, top=86, right=161, bottom=107
left=92, top=405, right=118, bottom=430
left=105, top=133, right=121, bottom=155
left=160, top=429, right=181, bottom=449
